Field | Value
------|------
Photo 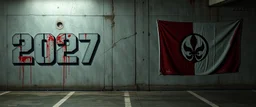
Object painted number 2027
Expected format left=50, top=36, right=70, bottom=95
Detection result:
left=12, top=33, right=100, bottom=65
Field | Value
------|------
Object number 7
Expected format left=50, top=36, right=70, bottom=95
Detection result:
left=79, top=33, right=100, bottom=65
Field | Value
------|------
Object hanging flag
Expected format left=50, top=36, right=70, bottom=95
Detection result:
left=157, top=19, right=243, bottom=75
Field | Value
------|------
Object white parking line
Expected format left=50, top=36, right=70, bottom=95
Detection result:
left=53, top=91, right=75, bottom=107
left=124, top=91, right=132, bottom=107
left=187, top=91, right=219, bottom=107
left=0, top=91, right=10, bottom=96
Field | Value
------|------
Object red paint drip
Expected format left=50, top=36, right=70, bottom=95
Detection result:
left=30, top=65, right=32, bottom=85
left=62, top=60, right=66, bottom=89
left=19, top=46, right=22, bottom=80
left=84, top=34, right=87, bottom=39
left=62, top=45, right=67, bottom=89
left=18, top=56, right=32, bottom=88
left=63, top=65, right=65, bottom=89
left=19, top=66, right=21, bottom=80
left=58, top=34, right=67, bottom=89
left=46, top=35, right=54, bottom=62
left=22, top=66, right=24, bottom=88
left=68, top=56, right=70, bottom=75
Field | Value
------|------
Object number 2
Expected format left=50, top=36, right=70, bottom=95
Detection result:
left=12, top=33, right=34, bottom=65
left=57, top=33, right=79, bottom=65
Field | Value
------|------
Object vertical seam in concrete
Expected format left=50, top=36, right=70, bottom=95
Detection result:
left=134, top=0, right=137, bottom=90
left=103, top=0, right=106, bottom=91
left=111, top=0, right=114, bottom=90
left=217, top=7, right=220, bottom=22
left=147, top=0, right=150, bottom=91
left=135, top=92, right=143, bottom=107
left=5, top=0, right=8, bottom=90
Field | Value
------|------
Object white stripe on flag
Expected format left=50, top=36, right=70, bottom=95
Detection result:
left=193, top=20, right=241, bottom=75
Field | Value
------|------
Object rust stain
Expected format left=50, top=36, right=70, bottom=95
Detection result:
left=104, top=15, right=115, bottom=28
left=103, top=0, right=115, bottom=29
left=103, top=0, right=115, bottom=49
left=104, top=0, right=115, bottom=30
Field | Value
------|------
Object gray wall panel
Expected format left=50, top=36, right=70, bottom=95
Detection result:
left=0, top=16, right=7, bottom=89
left=7, top=0, right=104, bottom=15
left=0, top=0, right=255, bottom=90
left=113, top=15, right=135, bottom=88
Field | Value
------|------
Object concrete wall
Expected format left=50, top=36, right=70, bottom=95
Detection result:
left=0, top=0, right=255, bottom=91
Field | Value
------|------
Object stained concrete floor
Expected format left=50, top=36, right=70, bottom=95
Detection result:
left=0, top=90, right=255, bottom=107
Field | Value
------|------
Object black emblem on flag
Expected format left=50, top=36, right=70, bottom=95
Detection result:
left=181, top=33, right=208, bottom=62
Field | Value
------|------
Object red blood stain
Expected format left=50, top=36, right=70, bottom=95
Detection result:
left=57, top=34, right=65, bottom=44
left=46, top=35, right=54, bottom=62
left=19, top=56, right=32, bottom=63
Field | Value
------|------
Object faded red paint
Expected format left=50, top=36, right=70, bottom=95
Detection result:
left=46, top=35, right=54, bottom=62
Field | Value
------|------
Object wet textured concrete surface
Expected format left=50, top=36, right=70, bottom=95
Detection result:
left=0, top=91, right=69, bottom=107
left=194, top=90, right=256, bottom=107
left=0, top=90, right=255, bottom=107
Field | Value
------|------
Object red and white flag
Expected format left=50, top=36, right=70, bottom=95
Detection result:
left=157, top=19, right=243, bottom=75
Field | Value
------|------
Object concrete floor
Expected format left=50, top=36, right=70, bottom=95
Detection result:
left=0, top=90, right=256, bottom=107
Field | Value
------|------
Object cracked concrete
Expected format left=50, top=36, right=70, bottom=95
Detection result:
left=104, top=33, right=136, bottom=54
